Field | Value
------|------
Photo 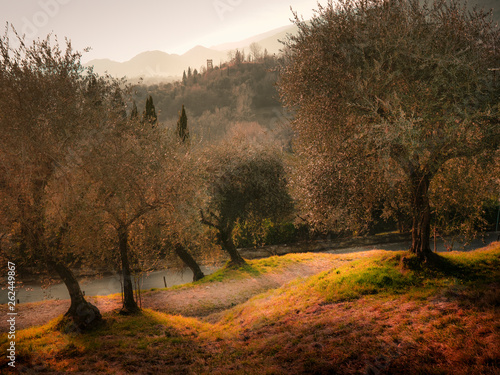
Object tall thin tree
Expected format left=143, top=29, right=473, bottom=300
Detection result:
left=176, top=105, right=189, bottom=143
left=142, top=95, right=157, bottom=126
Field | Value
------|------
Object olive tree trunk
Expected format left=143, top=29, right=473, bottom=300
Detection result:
left=220, top=227, right=246, bottom=267
left=174, top=244, right=205, bottom=282
left=47, top=259, right=101, bottom=331
left=200, top=211, right=247, bottom=267
left=409, top=173, right=433, bottom=259
left=118, top=226, right=139, bottom=313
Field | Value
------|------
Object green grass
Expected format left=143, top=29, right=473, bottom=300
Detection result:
left=157, top=252, right=322, bottom=292
left=1, top=244, right=499, bottom=374
left=200, top=253, right=318, bottom=283
left=312, top=253, right=418, bottom=302
left=305, top=247, right=500, bottom=303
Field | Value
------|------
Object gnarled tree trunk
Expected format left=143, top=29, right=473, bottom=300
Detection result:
left=409, top=172, right=433, bottom=260
left=200, top=211, right=247, bottom=267
left=174, top=244, right=205, bottom=282
left=118, top=226, right=139, bottom=313
left=27, top=201, right=101, bottom=331
left=220, top=226, right=246, bottom=267
left=47, top=259, right=101, bottom=331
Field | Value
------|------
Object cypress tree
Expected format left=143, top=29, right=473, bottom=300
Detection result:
left=130, top=100, right=138, bottom=120
left=176, top=104, right=189, bottom=143
left=142, top=95, right=157, bottom=126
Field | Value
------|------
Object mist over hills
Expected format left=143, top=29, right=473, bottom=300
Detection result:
left=84, top=0, right=497, bottom=82
left=85, top=48, right=224, bottom=82
left=84, top=25, right=296, bottom=81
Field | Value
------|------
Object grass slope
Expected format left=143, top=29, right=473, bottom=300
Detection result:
left=1, top=244, right=499, bottom=374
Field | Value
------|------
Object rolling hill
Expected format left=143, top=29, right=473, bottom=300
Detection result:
left=84, top=0, right=497, bottom=81
left=84, top=25, right=295, bottom=80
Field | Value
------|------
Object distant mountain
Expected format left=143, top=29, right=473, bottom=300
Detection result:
left=84, top=25, right=297, bottom=80
left=85, top=0, right=497, bottom=82
left=85, top=48, right=226, bottom=81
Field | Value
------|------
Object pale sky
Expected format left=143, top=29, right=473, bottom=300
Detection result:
left=0, top=0, right=323, bottom=63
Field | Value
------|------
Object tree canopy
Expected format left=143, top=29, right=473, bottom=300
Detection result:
left=278, top=0, right=500, bottom=260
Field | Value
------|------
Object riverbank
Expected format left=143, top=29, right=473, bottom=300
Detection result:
left=1, top=242, right=498, bottom=374
left=4, top=232, right=497, bottom=305
left=0, top=252, right=353, bottom=331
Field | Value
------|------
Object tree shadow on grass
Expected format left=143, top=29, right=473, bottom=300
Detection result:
left=1, top=310, right=213, bottom=374
left=402, top=250, right=498, bottom=283
left=64, top=309, right=218, bottom=374
left=402, top=251, right=500, bottom=310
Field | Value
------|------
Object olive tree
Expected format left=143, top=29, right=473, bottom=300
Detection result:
left=0, top=30, right=109, bottom=329
left=278, top=0, right=500, bottom=260
left=200, top=138, right=294, bottom=266
left=76, top=104, right=190, bottom=313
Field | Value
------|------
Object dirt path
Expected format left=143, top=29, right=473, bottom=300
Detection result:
left=0, top=253, right=362, bottom=332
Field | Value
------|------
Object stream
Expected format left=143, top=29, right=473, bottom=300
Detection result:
left=1, top=266, right=217, bottom=305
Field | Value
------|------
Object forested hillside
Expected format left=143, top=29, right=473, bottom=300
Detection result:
left=131, top=54, right=290, bottom=144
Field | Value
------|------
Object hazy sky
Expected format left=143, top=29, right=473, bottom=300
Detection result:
left=0, top=0, right=323, bottom=62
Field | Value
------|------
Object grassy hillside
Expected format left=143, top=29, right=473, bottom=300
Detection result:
left=1, top=244, right=499, bottom=374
